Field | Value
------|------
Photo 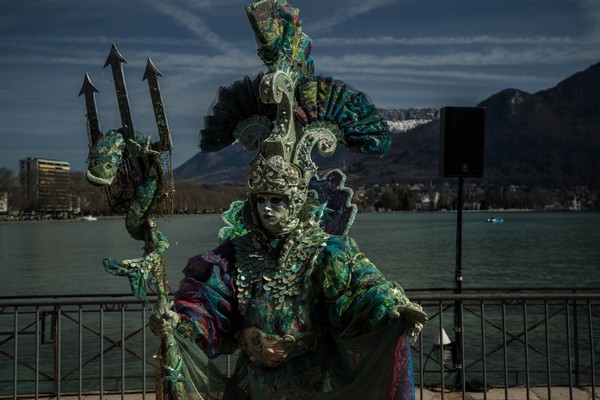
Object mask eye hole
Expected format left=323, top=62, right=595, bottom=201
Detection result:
left=271, top=197, right=282, bottom=204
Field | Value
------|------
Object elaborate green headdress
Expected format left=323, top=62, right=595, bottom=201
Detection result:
left=201, top=0, right=390, bottom=213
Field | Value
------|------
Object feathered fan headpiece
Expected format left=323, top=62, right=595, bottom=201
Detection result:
left=200, top=0, right=390, bottom=206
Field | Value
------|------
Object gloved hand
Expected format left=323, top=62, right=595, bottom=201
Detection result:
left=149, top=310, right=179, bottom=338
left=388, top=302, right=428, bottom=328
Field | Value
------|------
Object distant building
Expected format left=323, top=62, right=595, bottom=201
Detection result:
left=19, top=157, right=72, bottom=214
left=0, top=192, right=7, bottom=214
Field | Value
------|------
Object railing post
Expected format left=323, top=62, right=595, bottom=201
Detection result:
left=587, top=300, right=596, bottom=399
left=573, top=299, right=580, bottom=386
left=121, top=304, right=126, bottom=398
left=544, top=301, right=551, bottom=400
left=100, top=305, right=104, bottom=397
left=13, top=307, right=18, bottom=398
left=480, top=301, right=487, bottom=398
left=523, top=301, right=530, bottom=398
left=502, top=301, right=508, bottom=400
left=419, top=324, right=425, bottom=400
left=78, top=305, right=83, bottom=397
left=439, top=302, right=446, bottom=394
left=41, top=310, right=48, bottom=345
left=36, top=307, right=41, bottom=398
left=565, top=299, right=574, bottom=400
left=142, top=306, right=147, bottom=398
left=52, top=305, right=61, bottom=397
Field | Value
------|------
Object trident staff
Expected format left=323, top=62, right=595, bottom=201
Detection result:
left=80, top=44, right=183, bottom=399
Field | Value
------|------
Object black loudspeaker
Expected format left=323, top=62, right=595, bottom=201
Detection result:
left=439, top=106, right=485, bottom=177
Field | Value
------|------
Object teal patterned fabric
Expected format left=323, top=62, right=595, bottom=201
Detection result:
left=171, top=1, right=415, bottom=396
left=173, top=201, right=418, bottom=399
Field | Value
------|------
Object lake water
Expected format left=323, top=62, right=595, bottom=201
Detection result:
left=1, top=211, right=599, bottom=296
left=1, top=211, right=599, bottom=394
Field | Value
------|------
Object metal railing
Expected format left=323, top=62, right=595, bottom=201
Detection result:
left=1, top=289, right=599, bottom=399
left=410, top=289, right=600, bottom=400
left=0, top=295, right=156, bottom=398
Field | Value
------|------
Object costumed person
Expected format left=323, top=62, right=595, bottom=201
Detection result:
left=150, top=0, right=427, bottom=399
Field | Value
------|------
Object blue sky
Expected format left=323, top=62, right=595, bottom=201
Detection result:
left=1, top=0, right=599, bottom=173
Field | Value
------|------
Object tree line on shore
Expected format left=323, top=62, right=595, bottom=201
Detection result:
left=362, top=182, right=597, bottom=212
left=0, top=168, right=597, bottom=218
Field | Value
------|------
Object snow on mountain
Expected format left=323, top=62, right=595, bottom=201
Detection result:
left=378, top=108, right=439, bottom=132
left=387, top=119, right=435, bottom=132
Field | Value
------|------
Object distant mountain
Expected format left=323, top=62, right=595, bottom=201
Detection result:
left=349, top=62, right=600, bottom=189
left=173, top=107, right=437, bottom=184
left=175, top=62, right=600, bottom=190
left=174, top=144, right=251, bottom=185
left=174, top=108, right=439, bottom=184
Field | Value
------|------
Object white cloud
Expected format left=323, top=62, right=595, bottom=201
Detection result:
left=141, top=0, right=241, bottom=56
left=310, top=0, right=401, bottom=34
left=5, top=34, right=203, bottom=46
left=576, top=0, right=600, bottom=37
left=318, top=59, right=543, bottom=85
left=318, top=35, right=578, bottom=47
left=317, top=45, right=595, bottom=72
left=0, top=88, right=18, bottom=99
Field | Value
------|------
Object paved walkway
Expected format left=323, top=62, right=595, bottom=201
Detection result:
left=17, top=387, right=600, bottom=399
left=416, top=386, right=599, bottom=400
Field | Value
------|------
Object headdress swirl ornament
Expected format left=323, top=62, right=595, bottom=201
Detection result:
left=200, top=0, right=390, bottom=229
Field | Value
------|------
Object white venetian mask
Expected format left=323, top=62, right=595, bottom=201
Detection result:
left=255, top=193, right=292, bottom=236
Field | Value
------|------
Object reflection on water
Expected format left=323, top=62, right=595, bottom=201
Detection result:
left=1, top=212, right=599, bottom=297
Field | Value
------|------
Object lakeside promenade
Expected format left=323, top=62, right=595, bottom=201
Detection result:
left=31, top=386, right=600, bottom=400
left=2, top=290, right=599, bottom=400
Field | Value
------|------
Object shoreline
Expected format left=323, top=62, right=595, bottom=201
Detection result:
left=1, top=208, right=595, bottom=225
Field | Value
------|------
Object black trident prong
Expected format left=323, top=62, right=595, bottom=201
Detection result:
left=104, top=44, right=135, bottom=140
left=81, top=44, right=173, bottom=181
left=78, top=73, right=102, bottom=148
left=143, top=57, right=173, bottom=152
left=103, top=44, right=144, bottom=179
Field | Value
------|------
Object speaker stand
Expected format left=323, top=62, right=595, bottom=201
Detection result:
left=453, top=176, right=465, bottom=390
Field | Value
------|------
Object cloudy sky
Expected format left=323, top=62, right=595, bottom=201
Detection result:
left=1, top=0, right=599, bottom=173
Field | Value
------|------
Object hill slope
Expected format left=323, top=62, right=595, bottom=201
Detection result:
left=350, top=62, right=600, bottom=189
left=175, top=62, right=600, bottom=190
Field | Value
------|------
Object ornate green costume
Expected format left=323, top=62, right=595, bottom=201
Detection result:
left=80, top=0, right=427, bottom=398
left=165, top=1, right=427, bottom=398
left=174, top=183, right=423, bottom=398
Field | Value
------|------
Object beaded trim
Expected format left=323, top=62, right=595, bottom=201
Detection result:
left=233, top=224, right=329, bottom=312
